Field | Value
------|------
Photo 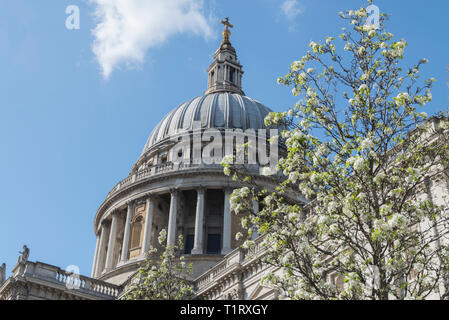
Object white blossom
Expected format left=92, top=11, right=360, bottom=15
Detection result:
left=291, top=61, right=305, bottom=71
left=360, top=137, right=374, bottom=150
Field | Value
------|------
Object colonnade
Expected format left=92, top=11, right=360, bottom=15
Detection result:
left=91, top=187, right=250, bottom=278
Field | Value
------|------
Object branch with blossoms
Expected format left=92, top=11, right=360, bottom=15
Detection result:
left=224, top=0, right=449, bottom=300
left=123, top=230, right=194, bottom=300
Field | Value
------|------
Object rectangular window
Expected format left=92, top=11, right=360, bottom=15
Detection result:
left=130, top=219, right=143, bottom=249
left=185, top=234, right=194, bottom=254
left=229, top=68, right=235, bottom=83
left=207, top=234, right=221, bottom=254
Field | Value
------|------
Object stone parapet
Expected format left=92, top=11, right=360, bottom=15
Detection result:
left=0, top=261, right=120, bottom=300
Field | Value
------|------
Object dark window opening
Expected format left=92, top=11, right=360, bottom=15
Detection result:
left=207, top=234, right=221, bottom=254
left=185, top=234, right=195, bottom=254
left=229, top=68, right=235, bottom=84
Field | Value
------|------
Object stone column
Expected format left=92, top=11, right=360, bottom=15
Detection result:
left=192, top=188, right=206, bottom=254
left=94, top=222, right=108, bottom=277
left=104, top=210, right=119, bottom=272
left=120, top=201, right=134, bottom=263
left=167, top=189, right=178, bottom=247
left=252, top=199, right=259, bottom=240
left=91, top=233, right=100, bottom=277
left=142, top=194, right=155, bottom=256
left=222, top=188, right=233, bottom=255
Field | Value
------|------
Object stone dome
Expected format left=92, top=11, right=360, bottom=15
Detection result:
left=91, top=20, right=293, bottom=287
left=142, top=92, right=273, bottom=154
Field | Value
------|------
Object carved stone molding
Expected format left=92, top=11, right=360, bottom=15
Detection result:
left=226, top=286, right=243, bottom=300
left=144, top=192, right=153, bottom=200
left=197, top=186, right=206, bottom=194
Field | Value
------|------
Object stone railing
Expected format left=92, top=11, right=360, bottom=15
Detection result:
left=194, top=237, right=267, bottom=293
left=195, top=251, right=238, bottom=291
left=211, top=260, right=228, bottom=279
left=154, top=161, right=174, bottom=174
left=105, top=162, right=239, bottom=200
left=241, top=236, right=271, bottom=266
left=12, top=261, right=120, bottom=299
left=55, top=269, right=119, bottom=297
left=195, top=254, right=241, bottom=292
left=136, top=167, right=152, bottom=180
left=105, top=161, right=268, bottom=200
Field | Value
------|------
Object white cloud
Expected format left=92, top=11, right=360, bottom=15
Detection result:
left=281, top=0, right=303, bottom=21
left=90, top=0, right=213, bottom=79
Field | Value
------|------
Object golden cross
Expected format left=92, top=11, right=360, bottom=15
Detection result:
left=221, top=17, right=234, bottom=31
left=220, top=17, right=233, bottom=44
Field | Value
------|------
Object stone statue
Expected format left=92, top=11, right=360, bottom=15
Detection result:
left=18, top=245, right=30, bottom=264
left=0, top=263, right=5, bottom=284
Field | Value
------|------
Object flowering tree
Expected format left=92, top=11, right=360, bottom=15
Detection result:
left=124, top=230, right=194, bottom=300
left=225, top=1, right=449, bottom=300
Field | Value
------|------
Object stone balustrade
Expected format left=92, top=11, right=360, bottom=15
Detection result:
left=105, top=161, right=264, bottom=200
left=154, top=161, right=174, bottom=174
left=241, top=238, right=267, bottom=263
left=136, top=167, right=152, bottom=179
left=195, top=236, right=266, bottom=293
left=196, top=273, right=212, bottom=290
left=211, top=260, right=228, bottom=279
left=55, top=269, right=119, bottom=296
left=121, top=175, right=133, bottom=186
left=13, top=261, right=120, bottom=299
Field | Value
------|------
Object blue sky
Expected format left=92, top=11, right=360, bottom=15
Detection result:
left=0, top=0, right=447, bottom=277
